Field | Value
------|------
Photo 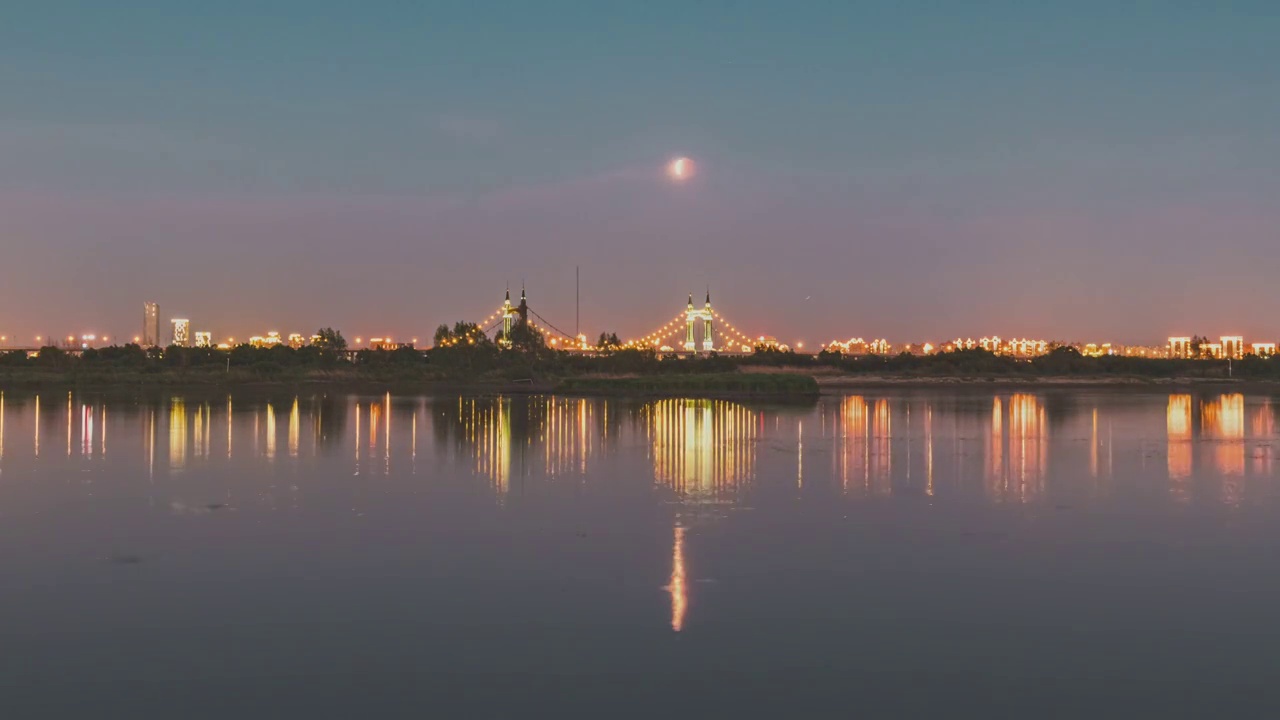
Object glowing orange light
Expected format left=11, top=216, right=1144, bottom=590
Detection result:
left=667, top=156, right=695, bottom=182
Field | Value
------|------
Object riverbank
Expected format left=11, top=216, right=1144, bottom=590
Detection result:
left=7, top=368, right=1280, bottom=397
left=0, top=370, right=821, bottom=400
left=811, top=373, right=1280, bottom=392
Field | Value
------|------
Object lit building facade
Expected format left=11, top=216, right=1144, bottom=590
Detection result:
left=1221, top=336, right=1244, bottom=360
left=1252, top=343, right=1276, bottom=358
left=754, top=335, right=790, bottom=351
left=1008, top=338, right=1048, bottom=357
left=194, top=331, right=212, bottom=348
left=369, top=337, right=408, bottom=351
left=825, top=338, right=868, bottom=354
left=249, top=332, right=282, bottom=348
left=143, top=302, right=160, bottom=347
left=1168, top=337, right=1192, bottom=359
left=288, top=333, right=305, bottom=349
left=171, top=319, right=190, bottom=347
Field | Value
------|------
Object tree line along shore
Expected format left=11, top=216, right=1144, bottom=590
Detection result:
left=3, top=331, right=1280, bottom=397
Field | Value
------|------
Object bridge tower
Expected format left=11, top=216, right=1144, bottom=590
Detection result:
left=684, top=294, right=695, bottom=351
left=501, top=288, right=515, bottom=347
left=703, top=291, right=714, bottom=352
left=683, top=292, right=715, bottom=352
left=499, top=285, right=531, bottom=348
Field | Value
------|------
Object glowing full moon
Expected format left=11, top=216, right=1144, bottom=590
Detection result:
left=667, top=156, right=695, bottom=182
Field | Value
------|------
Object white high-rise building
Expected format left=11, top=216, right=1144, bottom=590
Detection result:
left=1168, top=337, right=1192, bottom=359
left=1221, top=336, right=1244, bottom=360
left=194, top=331, right=212, bottom=348
left=171, top=319, right=191, bottom=347
left=143, top=302, right=160, bottom=347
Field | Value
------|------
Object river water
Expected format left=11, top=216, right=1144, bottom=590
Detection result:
left=2, top=389, right=1279, bottom=717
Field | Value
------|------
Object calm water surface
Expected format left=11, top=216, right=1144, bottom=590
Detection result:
left=2, top=389, right=1280, bottom=717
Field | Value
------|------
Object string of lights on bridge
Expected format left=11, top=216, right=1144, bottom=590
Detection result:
left=449, top=291, right=776, bottom=353
left=710, top=310, right=765, bottom=350
left=624, top=312, right=688, bottom=349
left=468, top=300, right=589, bottom=349
left=615, top=309, right=764, bottom=352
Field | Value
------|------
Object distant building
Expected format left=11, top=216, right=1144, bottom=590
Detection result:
left=1252, top=343, right=1276, bottom=358
left=370, top=337, right=413, bottom=351
left=1201, top=342, right=1224, bottom=360
left=1121, top=345, right=1164, bottom=358
left=249, top=331, right=282, bottom=348
left=1008, top=338, right=1048, bottom=357
left=171, top=319, right=190, bottom=347
left=754, top=335, right=791, bottom=352
left=824, top=337, right=868, bottom=355
left=1168, top=337, right=1192, bottom=359
left=143, top=302, right=160, bottom=347
left=1221, top=336, right=1244, bottom=360
left=194, top=331, right=212, bottom=348
left=287, top=333, right=305, bottom=349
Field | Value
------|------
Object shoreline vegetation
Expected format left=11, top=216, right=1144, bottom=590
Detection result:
left=4, top=336, right=1280, bottom=397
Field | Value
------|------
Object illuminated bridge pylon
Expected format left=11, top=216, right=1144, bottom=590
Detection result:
left=481, top=285, right=580, bottom=348
left=684, top=292, right=715, bottom=352
left=625, top=293, right=761, bottom=354
left=498, top=286, right=529, bottom=348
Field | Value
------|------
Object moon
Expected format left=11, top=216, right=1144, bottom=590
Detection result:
left=667, top=156, right=695, bottom=182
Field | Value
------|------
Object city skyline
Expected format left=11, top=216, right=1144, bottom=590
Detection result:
left=0, top=289, right=1274, bottom=357
left=2, top=3, right=1277, bottom=343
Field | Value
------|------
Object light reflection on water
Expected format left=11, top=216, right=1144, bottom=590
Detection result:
left=3, top=390, right=1279, bottom=506
left=4, top=389, right=1280, bottom=713
left=4, top=391, right=1277, bottom=535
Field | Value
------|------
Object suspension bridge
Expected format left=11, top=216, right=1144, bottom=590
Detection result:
left=470, top=287, right=768, bottom=355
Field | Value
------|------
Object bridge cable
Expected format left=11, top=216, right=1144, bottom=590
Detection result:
left=527, top=309, right=579, bottom=341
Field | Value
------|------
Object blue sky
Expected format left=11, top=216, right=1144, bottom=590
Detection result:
left=1, top=1, right=1277, bottom=345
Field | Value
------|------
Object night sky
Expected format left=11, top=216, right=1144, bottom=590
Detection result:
left=2, top=1, right=1276, bottom=346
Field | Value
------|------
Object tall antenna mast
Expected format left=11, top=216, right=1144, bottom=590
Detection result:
left=575, top=266, right=580, bottom=337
